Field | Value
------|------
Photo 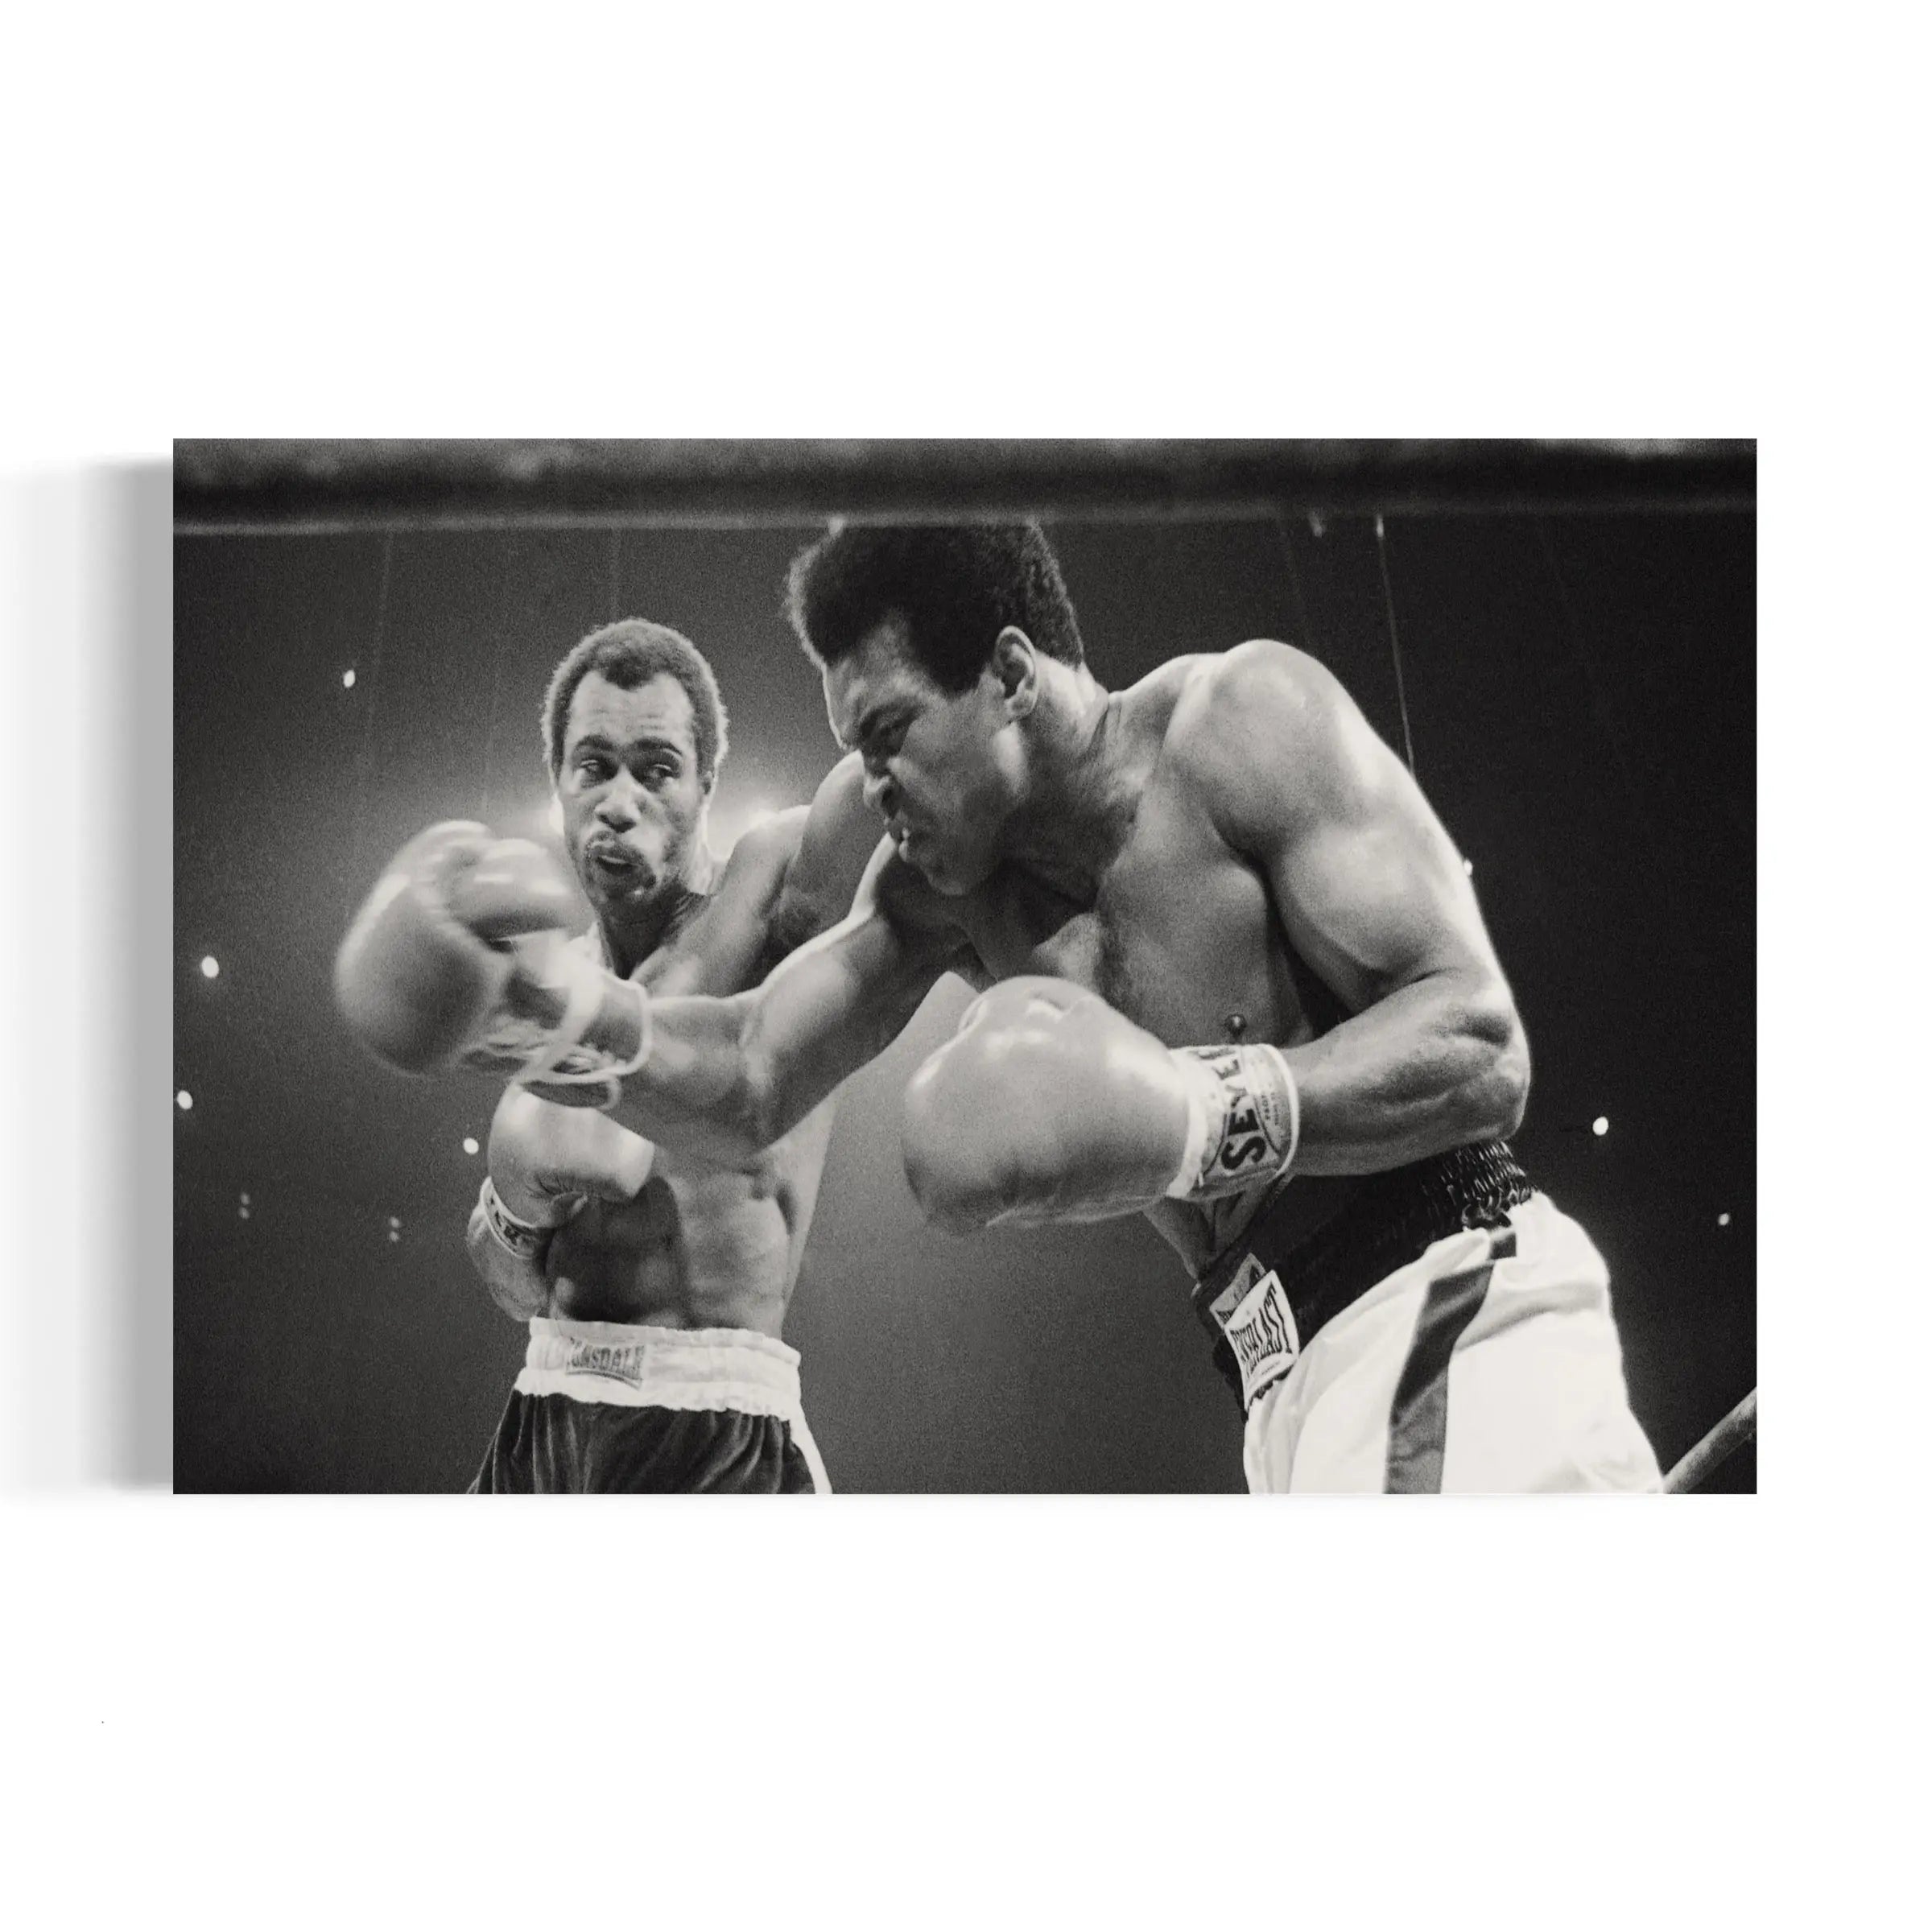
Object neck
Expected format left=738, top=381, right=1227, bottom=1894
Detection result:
left=1002, top=665, right=1131, bottom=894
left=597, top=860, right=711, bottom=979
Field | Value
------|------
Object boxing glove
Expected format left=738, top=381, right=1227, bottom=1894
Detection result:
left=901, top=976, right=1298, bottom=1229
left=335, top=821, right=645, bottom=1092
left=487, top=1085, right=658, bottom=1231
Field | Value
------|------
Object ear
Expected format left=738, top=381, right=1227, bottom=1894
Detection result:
left=989, top=625, right=1039, bottom=720
left=690, top=798, right=720, bottom=890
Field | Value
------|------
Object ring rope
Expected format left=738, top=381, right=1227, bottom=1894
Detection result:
left=1662, top=1388, right=1757, bottom=1492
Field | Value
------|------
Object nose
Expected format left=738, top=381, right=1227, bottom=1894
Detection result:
left=595, top=770, right=643, bottom=828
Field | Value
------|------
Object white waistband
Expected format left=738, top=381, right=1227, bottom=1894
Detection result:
left=516, top=1318, right=804, bottom=1417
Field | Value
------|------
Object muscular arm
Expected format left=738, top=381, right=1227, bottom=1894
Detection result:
left=1196, top=639, right=1529, bottom=1173
left=646, top=807, right=812, bottom=998
left=597, top=849, right=963, bottom=1162
left=766, top=753, right=893, bottom=958
left=645, top=759, right=886, bottom=996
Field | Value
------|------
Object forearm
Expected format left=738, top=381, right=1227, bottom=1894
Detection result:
left=549, top=979, right=779, bottom=1164
left=539, top=976, right=860, bottom=1163
left=901, top=973, right=1528, bottom=1236
left=535, top=903, right=933, bottom=1161
left=1281, top=970, right=1528, bottom=1174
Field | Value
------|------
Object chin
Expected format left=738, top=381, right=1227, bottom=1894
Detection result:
left=917, top=851, right=989, bottom=898
left=583, top=868, right=661, bottom=912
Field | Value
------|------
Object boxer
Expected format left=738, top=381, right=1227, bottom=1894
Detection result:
left=336, top=617, right=875, bottom=1492
left=350, top=531, right=1662, bottom=1493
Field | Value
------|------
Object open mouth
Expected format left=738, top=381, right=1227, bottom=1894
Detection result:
left=586, top=840, right=647, bottom=885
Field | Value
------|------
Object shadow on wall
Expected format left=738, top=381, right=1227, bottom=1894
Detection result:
left=7, top=461, right=173, bottom=1490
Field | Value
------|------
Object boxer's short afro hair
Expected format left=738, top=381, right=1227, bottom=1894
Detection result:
left=541, top=617, right=729, bottom=791
left=785, top=521, right=1084, bottom=696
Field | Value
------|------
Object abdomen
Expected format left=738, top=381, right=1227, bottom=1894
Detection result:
left=546, top=1175, right=787, bottom=1333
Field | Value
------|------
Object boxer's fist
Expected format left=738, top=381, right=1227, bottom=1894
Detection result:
left=901, top=977, right=1195, bottom=1231
left=488, top=1085, right=657, bottom=1228
left=334, top=822, right=579, bottom=1075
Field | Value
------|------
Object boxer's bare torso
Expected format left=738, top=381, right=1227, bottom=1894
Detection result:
left=879, top=651, right=1366, bottom=1276
left=543, top=1113, right=834, bottom=1336
left=503, top=805, right=869, bottom=1338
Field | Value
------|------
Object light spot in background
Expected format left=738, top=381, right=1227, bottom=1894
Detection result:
left=342, top=667, right=356, bottom=688
left=176, top=1090, right=193, bottom=1111
left=1718, top=1212, right=1731, bottom=1227
left=1591, top=1116, right=1609, bottom=1137
left=463, top=1137, right=480, bottom=1156
left=200, top=954, right=220, bottom=978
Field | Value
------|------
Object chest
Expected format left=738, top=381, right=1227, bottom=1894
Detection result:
left=966, top=798, right=1305, bottom=1047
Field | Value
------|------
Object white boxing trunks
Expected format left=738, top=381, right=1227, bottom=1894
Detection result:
left=1194, top=1144, right=1660, bottom=1494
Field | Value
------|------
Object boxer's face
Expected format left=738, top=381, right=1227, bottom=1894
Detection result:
left=558, top=671, right=708, bottom=915
left=824, top=617, right=1019, bottom=896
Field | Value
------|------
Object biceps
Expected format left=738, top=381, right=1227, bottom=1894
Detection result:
left=1270, top=804, right=1492, bottom=1009
left=654, top=898, right=772, bottom=997
left=773, top=830, right=893, bottom=956
left=652, top=836, right=797, bottom=997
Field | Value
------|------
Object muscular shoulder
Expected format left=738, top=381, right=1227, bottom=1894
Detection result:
left=771, top=753, right=890, bottom=953
left=639, top=807, right=808, bottom=997
left=729, top=805, right=811, bottom=901
left=1162, top=639, right=1385, bottom=847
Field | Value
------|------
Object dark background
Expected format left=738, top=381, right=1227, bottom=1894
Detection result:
left=174, top=508, right=1754, bottom=1492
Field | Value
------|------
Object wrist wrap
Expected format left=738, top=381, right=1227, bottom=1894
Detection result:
left=1164, top=1042, right=1301, bottom=1200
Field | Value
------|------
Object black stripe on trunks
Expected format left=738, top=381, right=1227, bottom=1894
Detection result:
left=1384, top=1227, right=1516, bottom=1494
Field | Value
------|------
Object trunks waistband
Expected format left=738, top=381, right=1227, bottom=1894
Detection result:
left=516, top=1318, right=805, bottom=1417
left=1191, top=1139, right=1535, bottom=1411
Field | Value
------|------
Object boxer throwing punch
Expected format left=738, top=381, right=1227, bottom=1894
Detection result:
left=352, top=529, right=1662, bottom=1493
left=336, top=618, right=874, bottom=1493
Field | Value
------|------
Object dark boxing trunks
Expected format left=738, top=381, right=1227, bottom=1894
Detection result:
left=468, top=1319, right=829, bottom=1495
left=1191, top=1139, right=1535, bottom=1410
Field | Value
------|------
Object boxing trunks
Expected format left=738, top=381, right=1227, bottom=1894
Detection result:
left=1191, top=1141, right=1660, bottom=1493
left=469, top=1319, right=831, bottom=1494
